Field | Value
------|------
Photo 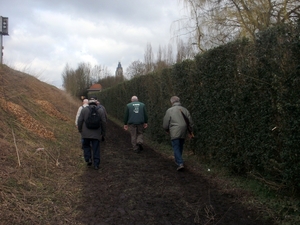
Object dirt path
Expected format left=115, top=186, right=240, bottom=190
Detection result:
left=74, top=119, right=272, bottom=225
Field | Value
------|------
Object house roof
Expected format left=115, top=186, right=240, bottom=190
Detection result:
left=88, top=83, right=102, bottom=91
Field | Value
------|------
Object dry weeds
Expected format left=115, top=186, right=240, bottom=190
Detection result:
left=35, top=100, right=69, bottom=121
left=0, top=98, right=55, bottom=139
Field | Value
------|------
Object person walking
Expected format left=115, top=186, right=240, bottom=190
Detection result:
left=75, top=98, right=89, bottom=127
left=77, top=98, right=107, bottom=170
left=123, top=96, right=148, bottom=153
left=163, top=96, right=194, bottom=171
left=75, top=98, right=89, bottom=146
left=96, top=100, right=107, bottom=141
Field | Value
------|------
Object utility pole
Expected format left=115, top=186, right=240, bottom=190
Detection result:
left=0, top=16, right=9, bottom=65
left=0, top=34, right=2, bottom=64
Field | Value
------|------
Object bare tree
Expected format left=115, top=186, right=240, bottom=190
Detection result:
left=62, top=62, right=99, bottom=98
left=90, top=65, right=104, bottom=84
left=125, top=60, right=145, bottom=78
left=176, top=39, right=196, bottom=63
left=175, top=0, right=300, bottom=49
left=154, top=45, right=169, bottom=71
left=172, top=0, right=210, bottom=51
left=73, top=63, right=92, bottom=98
left=157, top=45, right=163, bottom=65
left=144, top=43, right=154, bottom=74
left=62, top=64, right=76, bottom=94
left=166, top=43, right=174, bottom=66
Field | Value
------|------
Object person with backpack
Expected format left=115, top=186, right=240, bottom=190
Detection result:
left=123, top=96, right=148, bottom=153
left=77, top=98, right=107, bottom=170
left=96, top=100, right=107, bottom=141
left=163, top=96, right=194, bottom=171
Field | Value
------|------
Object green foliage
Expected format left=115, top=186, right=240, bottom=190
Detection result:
left=99, top=24, right=300, bottom=194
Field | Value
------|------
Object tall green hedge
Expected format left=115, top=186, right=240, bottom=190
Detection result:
left=91, top=24, right=300, bottom=192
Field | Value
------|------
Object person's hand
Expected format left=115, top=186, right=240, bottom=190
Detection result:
left=124, top=125, right=128, bottom=131
left=143, top=123, right=148, bottom=129
left=188, top=133, right=194, bottom=139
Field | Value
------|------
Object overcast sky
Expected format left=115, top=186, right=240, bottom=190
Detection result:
left=0, top=0, right=185, bottom=88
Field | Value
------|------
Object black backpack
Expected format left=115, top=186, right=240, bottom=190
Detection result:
left=85, top=106, right=101, bottom=129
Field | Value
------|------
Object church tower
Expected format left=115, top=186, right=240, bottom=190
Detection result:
left=115, top=62, right=123, bottom=77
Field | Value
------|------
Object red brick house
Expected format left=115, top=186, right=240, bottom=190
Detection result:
left=87, top=83, right=102, bottom=95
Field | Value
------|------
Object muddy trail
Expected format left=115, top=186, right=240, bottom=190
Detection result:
left=74, top=119, right=273, bottom=225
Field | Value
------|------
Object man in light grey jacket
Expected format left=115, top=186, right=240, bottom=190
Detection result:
left=163, top=96, right=193, bottom=171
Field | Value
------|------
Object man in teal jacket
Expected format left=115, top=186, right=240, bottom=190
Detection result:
left=163, top=96, right=193, bottom=171
left=124, top=96, right=148, bottom=153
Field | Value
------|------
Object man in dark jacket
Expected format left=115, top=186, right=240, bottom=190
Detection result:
left=78, top=98, right=107, bottom=170
left=124, top=96, right=148, bottom=153
left=96, top=100, right=107, bottom=141
left=163, top=96, right=193, bottom=171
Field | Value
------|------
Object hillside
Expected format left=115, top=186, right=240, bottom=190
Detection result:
left=0, top=65, right=81, bottom=223
left=0, top=64, right=79, bottom=158
left=0, top=65, right=278, bottom=224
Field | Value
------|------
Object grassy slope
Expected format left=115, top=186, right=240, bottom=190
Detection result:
left=0, top=65, right=83, bottom=224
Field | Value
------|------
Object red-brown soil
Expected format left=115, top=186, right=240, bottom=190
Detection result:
left=74, top=119, right=273, bottom=225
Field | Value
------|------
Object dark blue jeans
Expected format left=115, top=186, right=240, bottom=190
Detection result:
left=82, top=138, right=100, bottom=167
left=171, top=138, right=185, bottom=165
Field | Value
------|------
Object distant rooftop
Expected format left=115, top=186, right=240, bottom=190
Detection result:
left=87, top=83, right=102, bottom=91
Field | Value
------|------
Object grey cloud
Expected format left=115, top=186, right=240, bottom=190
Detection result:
left=0, top=0, right=183, bottom=87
